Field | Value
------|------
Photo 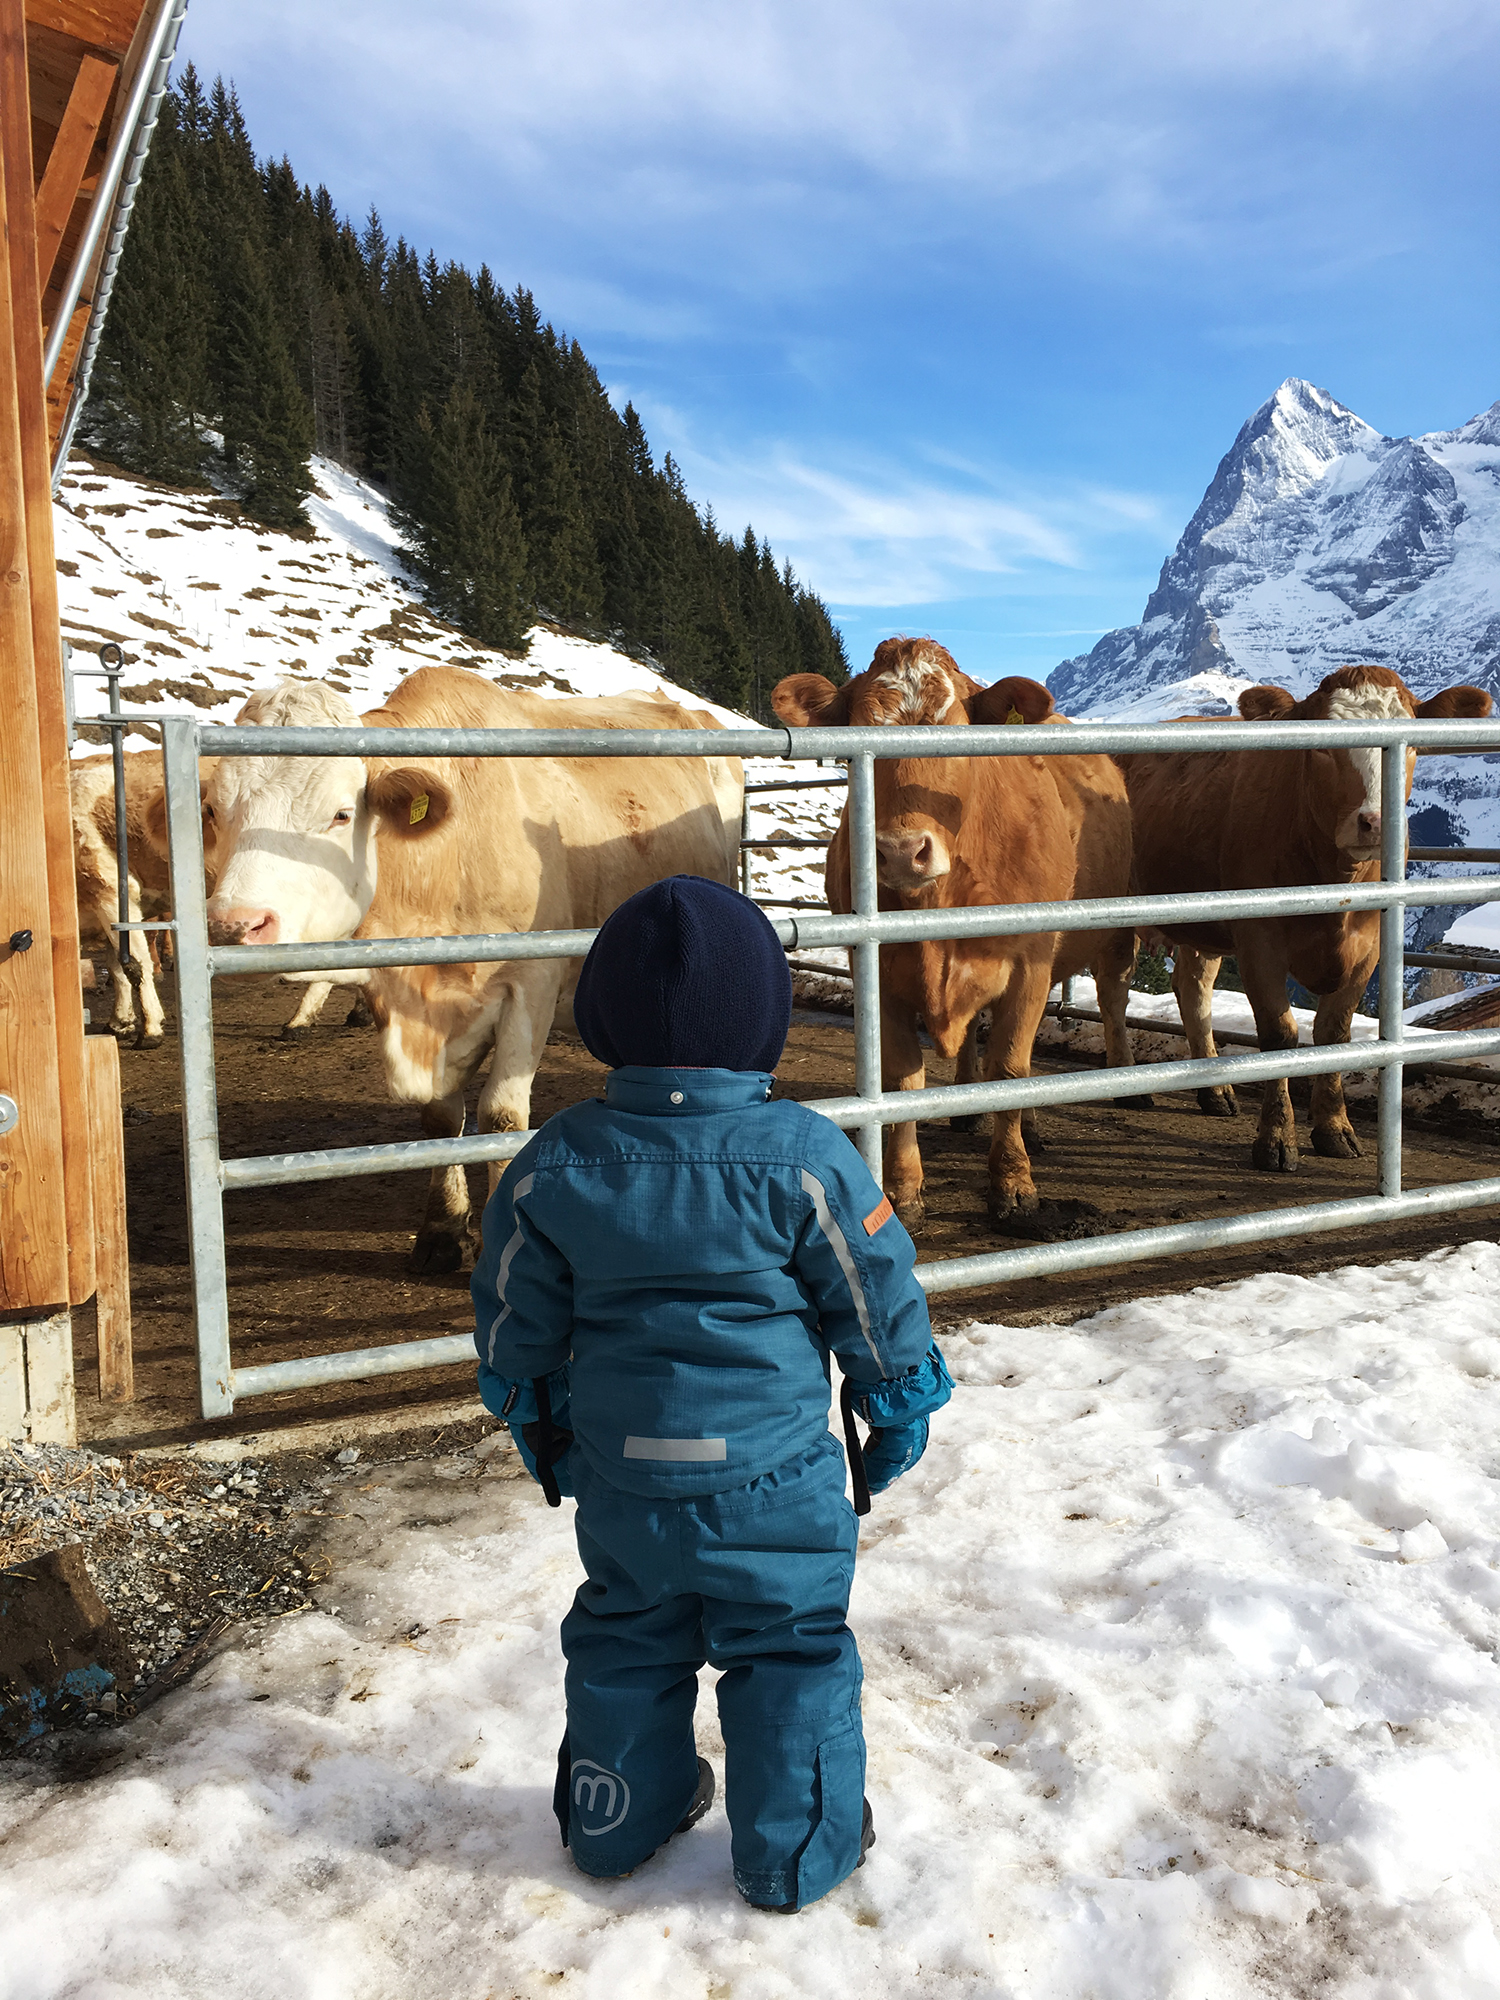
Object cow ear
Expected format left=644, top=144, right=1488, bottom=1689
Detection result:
left=1238, top=685, right=1296, bottom=720
left=968, top=676, right=1055, bottom=726
left=771, top=674, right=848, bottom=727
left=1414, top=684, right=1493, bottom=719
left=367, top=766, right=453, bottom=837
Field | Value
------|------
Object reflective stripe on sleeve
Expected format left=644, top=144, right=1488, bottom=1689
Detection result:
left=800, top=1167, right=886, bottom=1377
left=483, top=1173, right=535, bottom=1366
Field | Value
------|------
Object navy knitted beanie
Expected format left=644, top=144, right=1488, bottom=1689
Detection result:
left=573, top=875, right=792, bottom=1073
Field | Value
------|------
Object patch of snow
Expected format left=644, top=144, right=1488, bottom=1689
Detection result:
left=54, top=454, right=747, bottom=753
left=6, top=1246, right=1500, bottom=1993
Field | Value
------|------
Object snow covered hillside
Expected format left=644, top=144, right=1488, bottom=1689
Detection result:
left=53, top=454, right=745, bottom=743
left=6, top=1244, right=1500, bottom=1998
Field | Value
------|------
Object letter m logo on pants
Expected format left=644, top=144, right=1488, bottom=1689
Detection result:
left=572, top=1760, right=631, bottom=1835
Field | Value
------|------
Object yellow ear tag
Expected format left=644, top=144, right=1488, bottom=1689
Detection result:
left=1005, top=706, right=1025, bottom=725
left=409, top=792, right=430, bottom=826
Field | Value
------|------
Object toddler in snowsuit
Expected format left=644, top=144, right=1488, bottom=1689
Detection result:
left=471, top=875, right=950, bottom=1912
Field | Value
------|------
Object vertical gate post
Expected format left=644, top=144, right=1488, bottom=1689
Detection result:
left=739, top=788, right=752, bottom=899
left=1377, top=737, right=1407, bottom=1200
left=160, top=717, right=233, bottom=1418
left=846, top=752, right=883, bottom=1181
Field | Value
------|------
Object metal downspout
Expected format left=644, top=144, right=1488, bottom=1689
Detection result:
left=46, top=0, right=191, bottom=489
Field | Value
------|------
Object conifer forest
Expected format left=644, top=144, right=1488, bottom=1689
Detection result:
left=82, top=70, right=849, bottom=714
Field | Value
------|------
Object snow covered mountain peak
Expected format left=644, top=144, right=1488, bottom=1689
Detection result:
left=1049, top=378, right=1500, bottom=719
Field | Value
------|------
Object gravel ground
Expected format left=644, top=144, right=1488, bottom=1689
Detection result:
left=1, top=1418, right=499, bottom=1754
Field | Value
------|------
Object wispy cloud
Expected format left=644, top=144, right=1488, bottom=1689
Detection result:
left=641, top=421, right=1170, bottom=605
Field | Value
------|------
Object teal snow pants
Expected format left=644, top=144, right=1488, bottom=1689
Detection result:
left=555, top=1432, right=867, bottom=1912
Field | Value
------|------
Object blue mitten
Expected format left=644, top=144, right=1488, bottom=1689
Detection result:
left=483, top=1366, right=575, bottom=1498
left=862, top=1417, right=930, bottom=1494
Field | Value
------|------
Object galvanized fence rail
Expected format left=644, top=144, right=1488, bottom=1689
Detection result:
left=154, top=711, right=1500, bottom=1418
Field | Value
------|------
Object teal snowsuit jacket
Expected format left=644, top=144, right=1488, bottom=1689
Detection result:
left=471, top=1066, right=939, bottom=1491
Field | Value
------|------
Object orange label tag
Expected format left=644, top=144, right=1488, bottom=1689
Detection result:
left=409, top=792, right=430, bottom=825
left=1005, top=706, right=1025, bottom=725
left=863, top=1195, right=895, bottom=1235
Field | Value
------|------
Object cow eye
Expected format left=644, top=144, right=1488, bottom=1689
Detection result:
left=203, top=803, right=215, bottom=822
left=331, top=808, right=353, bottom=827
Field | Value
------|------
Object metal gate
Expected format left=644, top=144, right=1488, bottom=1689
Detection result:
left=153, top=709, right=1500, bottom=1420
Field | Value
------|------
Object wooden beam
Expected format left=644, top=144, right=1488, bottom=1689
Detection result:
left=33, top=50, right=116, bottom=296
left=23, top=0, right=139, bottom=60
left=85, top=1033, right=131, bottom=1400
left=0, top=0, right=88, bottom=1312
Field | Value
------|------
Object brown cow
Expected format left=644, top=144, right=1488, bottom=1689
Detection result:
left=772, top=639, right=1137, bottom=1232
left=1119, top=663, right=1492, bottom=1172
left=71, top=750, right=220, bottom=1047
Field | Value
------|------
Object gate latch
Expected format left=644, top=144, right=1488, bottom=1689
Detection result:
left=0, top=1094, right=18, bottom=1137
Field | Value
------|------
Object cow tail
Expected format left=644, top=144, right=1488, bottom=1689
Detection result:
left=534, top=1372, right=563, bottom=1509
left=839, top=1375, right=872, bottom=1517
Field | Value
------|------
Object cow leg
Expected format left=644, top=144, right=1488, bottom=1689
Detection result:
left=1308, top=967, right=1375, bottom=1159
left=881, top=993, right=927, bottom=1233
left=1093, top=928, right=1147, bottom=1107
left=950, top=1016, right=984, bottom=1133
left=1238, top=945, right=1300, bottom=1173
left=410, top=1088, right=475, bottom=1274
left=110, top=878, right=165, bottom=1048
left=280, top=978, right=333, bottom=1039
left=478, top=964, right=567, bottom=1200
left=984, top=966, right=1051, bottom=1222
left=1173, top=948, right=1236, bottom=1118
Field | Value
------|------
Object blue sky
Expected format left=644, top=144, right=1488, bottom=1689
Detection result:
left=178, top=0, right=1500, bottom=683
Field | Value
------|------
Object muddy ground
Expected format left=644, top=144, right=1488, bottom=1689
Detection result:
left=74, top=971, right=1500, bottom=1453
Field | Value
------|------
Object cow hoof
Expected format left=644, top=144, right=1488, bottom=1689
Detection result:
left=892, top=1196, right=926, bottom=1234
left=280, top=1024, right=313, bottom=1042
left=1252, top=1138, right=1299, bottom=1173
left=344, top=996, right=375, bottom=1029
left=136, top=1031, right=165, bottom=1051
left=987, top=1187, right=1040, bottom=1223
left=1115, top=1093, right=1154, bottom=1110
left=408, top=1230, right=465, bottom=1275
left=1197, top=1087, right=1238, bottom=1119
left=949, top=1113, right=981, bottom=1134
left=1312, top=1125, right=1361, bottom=1160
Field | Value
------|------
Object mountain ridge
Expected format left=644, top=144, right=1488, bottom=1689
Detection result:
left=1048, top=377, right=1500, bottom=721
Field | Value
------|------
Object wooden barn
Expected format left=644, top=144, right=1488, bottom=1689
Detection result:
left=1, top=0, right=186, bottom=1441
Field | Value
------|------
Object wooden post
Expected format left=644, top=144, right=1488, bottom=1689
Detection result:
left=2, top=0, right=96, bottom=1309
left=0, top=26, right=71, bottom=1319
left=85, top=1032, right=132, bottom=1400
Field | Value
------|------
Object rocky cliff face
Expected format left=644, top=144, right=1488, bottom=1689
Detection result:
left=1046, top=379, right=1500, bottom=957
left=1049, top=378, right=1500, bottom=719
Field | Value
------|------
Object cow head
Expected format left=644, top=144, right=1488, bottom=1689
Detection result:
left=202, top=680, right=452, bottom=947
left=772, top=638, right=1054, bottom=895
left=1237, top=665, right=1491, bottom=861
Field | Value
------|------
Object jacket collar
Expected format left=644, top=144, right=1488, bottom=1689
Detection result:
left=604, top=1066, right=775, bottom=1114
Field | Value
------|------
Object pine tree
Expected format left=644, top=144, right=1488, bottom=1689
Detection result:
left=393, top=380, right=529, bottom=650
left=80, top=72, right=848, bottom=689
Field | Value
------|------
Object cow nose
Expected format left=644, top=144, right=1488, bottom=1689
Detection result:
left=1356, top=809, right=1381, bottom=845
left=875, top=830, right=946, bottom=881
left=207, top=906, right=280, bottom=947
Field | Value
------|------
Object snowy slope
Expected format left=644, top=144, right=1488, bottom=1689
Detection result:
left=5, top=1243, right=1500, bottom=1996
left=53, top=453, right=748, bottom=744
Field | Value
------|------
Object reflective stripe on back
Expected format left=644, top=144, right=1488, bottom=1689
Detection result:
left=800, top=1168, right=885, bottom=1376
left=623, top=1436, right=728, bottom=1461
